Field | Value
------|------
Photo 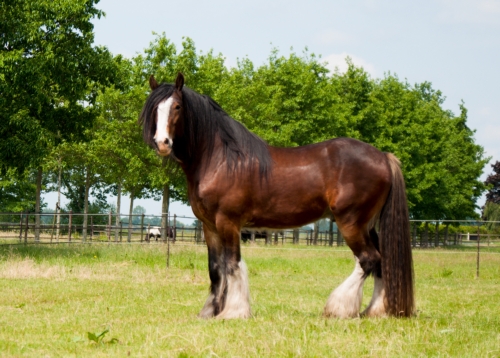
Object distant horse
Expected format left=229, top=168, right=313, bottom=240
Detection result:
left=140, top=73, right=414, bottom=319
left=146, top=226, right=162, bottom=241
left=145, top=226, right=176, bottom=242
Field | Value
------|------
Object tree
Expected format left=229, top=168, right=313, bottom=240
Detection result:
left=1, top=0, right=119, bottom=238
left=323, top=64, right=487, bottom=220
left=217, top=49, right=331, bottom=147
left=483, top=161, right=500, bottom=228
left=0, top=169, right=40, bottom=212
left=484, top=161, right=500, bottom=204
left=0, top=0, right=118, bottom=172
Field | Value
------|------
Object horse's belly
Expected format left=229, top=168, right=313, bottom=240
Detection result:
left=247, top=189, right=330, bottom=229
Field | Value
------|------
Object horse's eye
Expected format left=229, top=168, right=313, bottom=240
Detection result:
left=175, top=105, right=181, bottom=110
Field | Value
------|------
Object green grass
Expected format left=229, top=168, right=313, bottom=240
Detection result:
left=0, top=243, right=499, bottom=357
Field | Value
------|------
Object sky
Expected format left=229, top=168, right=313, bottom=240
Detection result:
left=43, top=0, right=500, bottom=220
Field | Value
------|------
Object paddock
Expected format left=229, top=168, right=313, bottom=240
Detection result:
left=0, top=242, right=499, bottom=356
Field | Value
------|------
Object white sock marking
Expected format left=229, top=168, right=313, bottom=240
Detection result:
left=324, top=257, right=366, bottom=318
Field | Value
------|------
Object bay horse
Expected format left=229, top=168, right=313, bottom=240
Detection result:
left=140, top=73, right=414, bottom=319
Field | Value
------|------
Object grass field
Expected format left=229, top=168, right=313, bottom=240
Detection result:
left=1, top=243, right=499, bottom=357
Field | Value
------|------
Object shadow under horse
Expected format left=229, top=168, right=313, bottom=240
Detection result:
left=139, top=73, right=414, bottom=319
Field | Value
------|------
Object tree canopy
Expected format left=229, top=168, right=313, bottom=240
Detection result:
left=0, top=17, right=489, bottom=221
left=0, top=0, right=119, bottom=174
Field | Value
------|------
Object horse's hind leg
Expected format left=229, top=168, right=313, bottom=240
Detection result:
left=324, top=221, right=381, bottom=318
left=361, top=229, right=387, bottom=317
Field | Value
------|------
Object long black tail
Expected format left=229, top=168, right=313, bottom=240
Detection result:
left=379, top=153, right=415, bottom=317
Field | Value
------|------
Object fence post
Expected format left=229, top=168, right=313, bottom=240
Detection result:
left=68, top=210, right=73, bottom=242
left=313, top=222, right=319, bottom=245
left=423, top=221, right=429, bottom=248
left=140, top=213, right=145, bottom=242
left=90, top=216, right=94, bottom=242
left=434, top=221, right=440, bottom=248
left=127, top=214, right=132, bottom=243
left=328, top=219, right=334, bottom=246
left=107, top=210, right=112, bottom=242
left=412, top=223, right=417, bottom=248
left=119, top=221, right=123, bottom=242
left=24, top=211, right=29, bottom=244
left=50, top=204, right=58, bottom=243
left=173, top=214, right=177, bottom=243
left=35, top=210, right=40, bottom=243
left=162, top=212, right=168, bottom=243
left=476, top=224, right=480, bottom=278
left=19, top=212, right=23, bottom=242
left=292, top=229, right=298, bottom=245
left=166, top=213, right=170, bottom=268
left=444, top=224, right=449, bottom=247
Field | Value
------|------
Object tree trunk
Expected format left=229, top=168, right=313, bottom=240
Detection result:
left=128, top=191, right=135, bottom=242
left=35, top=167, right=42, bottom=241
left=115, top=181, right=122, bottom=242
left=82, top=167, right=90, bottom=241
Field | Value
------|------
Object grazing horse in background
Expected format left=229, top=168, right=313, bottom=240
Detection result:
left=146, top=226, right=162, bottom=241
left=145, top=226, right=176, bottom=242
left=139, top=73, right=414, bottom=319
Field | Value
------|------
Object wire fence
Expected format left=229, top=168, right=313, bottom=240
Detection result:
left=0, top=212, right=499, bottom=248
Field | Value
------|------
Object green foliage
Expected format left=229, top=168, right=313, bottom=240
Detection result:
left=0, top=0, right=119, bottom=173
left=0, top=170, right=38, bottom=212
left=483, top=202, right=500, bottom=232
left=484, top=161, right=500, bottom=204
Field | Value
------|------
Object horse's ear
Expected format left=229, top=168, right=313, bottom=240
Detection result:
left=149, top=75, right=159, bottom=91
left=175, top=72, right=184, bottom=91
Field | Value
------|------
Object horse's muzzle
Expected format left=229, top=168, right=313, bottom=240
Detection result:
left=155, top=141, right=172, bottom=157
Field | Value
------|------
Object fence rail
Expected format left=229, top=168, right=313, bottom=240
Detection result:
left=0, top=212, right=499, bottom=248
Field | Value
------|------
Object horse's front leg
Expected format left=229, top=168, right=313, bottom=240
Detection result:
left=198, top=220, right=251, bottom=319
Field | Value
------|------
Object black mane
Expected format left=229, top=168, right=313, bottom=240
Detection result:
left=139, top=83, right=272, bottom=176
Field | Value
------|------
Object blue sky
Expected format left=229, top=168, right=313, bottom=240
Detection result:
left=43, top=0, right=500, bottom=219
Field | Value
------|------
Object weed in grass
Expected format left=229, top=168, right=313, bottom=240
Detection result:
left=87, top=328, right=119, bottom=345
left=439, top=268, right=453, bottom=277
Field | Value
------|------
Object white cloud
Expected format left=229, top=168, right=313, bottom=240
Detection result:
left=438, top=0, right=500, bottom=24
left=322, top=52, right=377, bottom=77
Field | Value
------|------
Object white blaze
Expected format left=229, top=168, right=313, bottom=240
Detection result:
left=154, top=97, right=174, bottom=145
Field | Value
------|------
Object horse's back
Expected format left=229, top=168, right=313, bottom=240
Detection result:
left=240, top=138, right=391, bottom=228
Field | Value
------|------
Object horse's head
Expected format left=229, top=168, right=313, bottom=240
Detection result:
left=149, top=73, right=185, bottom=157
